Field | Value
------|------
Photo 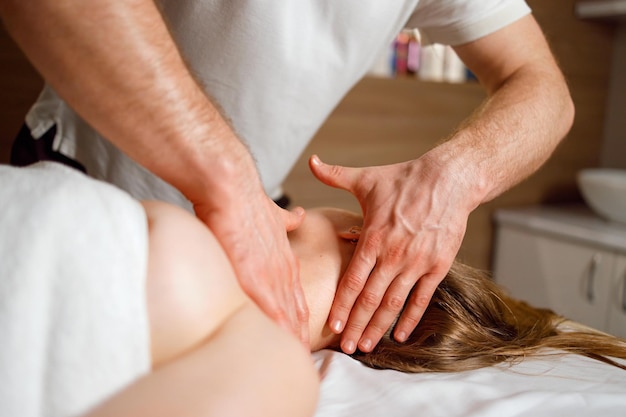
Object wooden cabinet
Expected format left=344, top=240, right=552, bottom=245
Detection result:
left=493, top=205, right=626, bottom=338
left=608, top=254, right=626, bottom=336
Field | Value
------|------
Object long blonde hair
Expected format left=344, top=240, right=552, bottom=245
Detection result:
left=352, top=262, right=626, bottom=373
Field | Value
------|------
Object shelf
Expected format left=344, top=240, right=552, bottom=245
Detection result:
left=575, top=0, right=626, bottom=21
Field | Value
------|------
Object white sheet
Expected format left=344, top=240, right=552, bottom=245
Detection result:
left=313, top=349, right=626, bottom=416
left=0, top=162, right=150, bottom=417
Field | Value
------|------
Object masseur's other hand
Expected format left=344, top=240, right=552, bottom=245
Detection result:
left=310, top=154, right=472, bottom=354
left=194, top=188, right=310, bottom=347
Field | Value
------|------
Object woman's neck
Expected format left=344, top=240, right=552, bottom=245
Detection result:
left=288, top=207, right=361, bottom=351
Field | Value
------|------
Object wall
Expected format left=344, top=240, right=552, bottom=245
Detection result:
left=0, top=1, right=617, bottom=270
left=0, top=24, right=42, bottom=163
left=600, top=23, right=626, bottom=168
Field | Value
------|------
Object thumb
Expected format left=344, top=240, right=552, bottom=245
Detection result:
left=309, top=154, right=359, bottom=192
left=281, top=205, right=306, bottom=232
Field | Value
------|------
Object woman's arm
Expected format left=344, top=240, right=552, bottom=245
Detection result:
left=84, top=201, right=318, bottom=417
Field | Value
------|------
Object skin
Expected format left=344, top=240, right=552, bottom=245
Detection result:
left=0, top=0, right=309, bottom=346
left=82, top=203, right=354, bottom=416
left=145, top=203, right=358, bottom=364
left=310, top=14, right=575, bottom=354
left=288, top=207, right=364, bottom=351
left=85, top=201, right=321, bottom=417
left=0, top=2, right=574, bottom=355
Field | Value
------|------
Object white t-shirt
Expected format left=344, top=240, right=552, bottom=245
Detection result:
left=25, top=0, right=530, bottom=209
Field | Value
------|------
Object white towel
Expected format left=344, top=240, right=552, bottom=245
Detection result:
left=0, top=162, right=150, bottom=417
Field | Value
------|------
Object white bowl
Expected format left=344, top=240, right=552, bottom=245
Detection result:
left=577, top=168, right=626, bottom=225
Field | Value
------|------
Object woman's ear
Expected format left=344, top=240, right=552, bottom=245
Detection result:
left=338, top=225, right=361, bottom=244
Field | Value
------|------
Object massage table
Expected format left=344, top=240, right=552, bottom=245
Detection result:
left=1, top=162, right=625, bottom=417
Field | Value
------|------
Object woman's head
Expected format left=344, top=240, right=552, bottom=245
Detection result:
left=353, top=262, right=558, bottom=372
left=292, top=207, right=626, bottom=372
left=355, top=253, right=626, bottom=373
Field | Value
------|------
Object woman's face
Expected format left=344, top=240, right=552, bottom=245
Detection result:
left=288, top=207, right=362, bottom=351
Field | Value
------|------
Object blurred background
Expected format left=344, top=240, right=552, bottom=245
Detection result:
left=0, top=0, right=622, bottom=273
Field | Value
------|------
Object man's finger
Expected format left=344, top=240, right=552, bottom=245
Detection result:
left=393, top=274, right=441, bottom=342
left=328, top=251, right=374, bottom=336
left=339, top=266, right=396, bottom=354
left=309, top=154, right=359, bottom=192
left=357, top=272, right=416, bottom=352
left=282, top=205, right=306, bottom=232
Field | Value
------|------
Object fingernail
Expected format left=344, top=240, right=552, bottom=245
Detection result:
left=395, top=331, right=407, bottom=343
left=360, top=338, right=372, bottom=351
left=343, top=340, right=356, bottom=354
left=331, top=319, right=343, bottom=333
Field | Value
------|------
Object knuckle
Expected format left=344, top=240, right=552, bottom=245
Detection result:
left=411, top=293, right=432, bottom=310
left=362, top=230, right=384, bottom=252
left=398, top=306, right=425, bottom=333
left=385, top=244, right=406, bottom=263
left=333, top=303, right=353, bottom=318
left=358, top=290, right=381, bottom=310
left=342, top=270, right=365, bottom=293
left=366, top=320, right=390, bottom=336
left=383, top=293, right=407, bottom=311
left=327, top=164, right=343, bottom=178
left=399, top=315, right=419, bottom=330
left=344, top=320, right=365, bottom=334
left=398, top=274, right=418, bottom=287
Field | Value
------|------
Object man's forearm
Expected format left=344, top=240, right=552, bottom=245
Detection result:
left=426, top=16, right=575, bottom=210
left=430, top=63, right=574, bottom=209
left=0, top=0, right=256, bottom=204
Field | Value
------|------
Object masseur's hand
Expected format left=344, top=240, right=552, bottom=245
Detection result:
left=193, top=181, right=310, bottom=347
left=310, top=154, right=473, bottom=354
left=306, top=15, right=574, bottom=354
